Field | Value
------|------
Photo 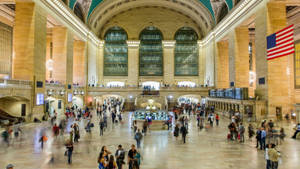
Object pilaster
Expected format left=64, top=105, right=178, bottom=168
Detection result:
left=162, top=41, right=175, bottom=85
left=127, top=41, right=140, bottom=86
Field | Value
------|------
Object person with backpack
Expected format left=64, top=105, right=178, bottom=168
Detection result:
left=115, top=145, right=125, bottom=169
left=134, top=129, right=143, bottom=149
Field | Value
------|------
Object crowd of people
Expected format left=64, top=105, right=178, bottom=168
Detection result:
left=2, top=97, right=300, bottom=169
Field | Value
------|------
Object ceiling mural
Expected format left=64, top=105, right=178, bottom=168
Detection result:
left=69, top=0, right=235, bottom=22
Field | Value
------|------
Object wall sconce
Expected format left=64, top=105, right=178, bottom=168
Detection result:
left=47, top=89, right=53, bottom=96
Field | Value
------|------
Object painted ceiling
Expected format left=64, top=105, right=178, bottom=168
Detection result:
left=69, top=0, right=237, bottom=23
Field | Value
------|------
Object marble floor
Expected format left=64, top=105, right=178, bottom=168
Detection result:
left=1, top=112, right=300, bottom=169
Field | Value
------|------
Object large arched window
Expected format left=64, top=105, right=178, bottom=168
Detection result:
left=174, top=27, right=199, bottom=76
left=139, top=26, right=163, bottom=76
left=104, top=26, right=128, bottom=76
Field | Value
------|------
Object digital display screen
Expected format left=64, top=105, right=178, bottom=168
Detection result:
left=68, top=93, right=72, bottom=103
left=36, top=93, right=44, bottom=105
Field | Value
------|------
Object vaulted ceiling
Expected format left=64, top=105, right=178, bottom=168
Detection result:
left=69, top=0, right=241, bottom=39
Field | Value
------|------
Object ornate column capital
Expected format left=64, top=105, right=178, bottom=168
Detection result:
left=127, top=40, right=140, bottom=48
left=162, top=40, right=176, bottom=48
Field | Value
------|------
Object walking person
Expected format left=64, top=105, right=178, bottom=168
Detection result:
left=134, top=129, right=143, bottom=149
left=99, top=118, right=105, bottom=136
left=268, top=144, right=281, bottom=169
left=128, top=145, right=137, bottom=169
left=261, top=128, right=267, bottom=150
left=248, top=124, right=255, bottom=141
left=143, top=120, right=148, bottom=136
left=181, top=125, right=188, bottom=144
left=133, top=150, right=141, bottom=169
left=73, top=123, right=80, bottom=142
left=215, top=113, right=220, bottom=126
left=1, top=128, right=10, bottom=147
left=239, top=123, right=245, bottom=143
left=115, top=145, right=125, bottom=169
left=39, top=133, right=47, bottom=149
left=174, top=124, right=179, bottom=140
left=65, top=141, right=74, bottom=164
left=107, top=155, right=117, bottom=169
left=256, top=128, right=262, bottom=148
left=265, top=144, right=271, bottom=169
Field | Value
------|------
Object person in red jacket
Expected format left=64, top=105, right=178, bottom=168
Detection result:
left=216, top=113, right=220, bottom=126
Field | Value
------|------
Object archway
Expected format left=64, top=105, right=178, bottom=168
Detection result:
left=0, top=96, right=29, bottom=124
left=45, top=96, right=65, bottom=118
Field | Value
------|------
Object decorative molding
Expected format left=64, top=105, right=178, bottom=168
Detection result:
left=202, top=0, right=264, bottom=45
left=35, top=0, right=100, bottom=46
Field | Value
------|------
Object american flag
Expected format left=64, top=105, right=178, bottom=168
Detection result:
left=267, top=24, right=295, bottom=60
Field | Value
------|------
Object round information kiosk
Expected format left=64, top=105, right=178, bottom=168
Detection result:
left=133, top=109, right=170, bottom=130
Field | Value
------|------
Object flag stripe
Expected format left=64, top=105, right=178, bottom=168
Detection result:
left=276, top=24, right=294, bottom=35
left=276, top=31, right=293, bottom=42
left=267, top=50, right=295, bottom=60
left=277, top=27, right=294, bottom=37
left=267, top=42, right=294, bottom=52
left=267, top=46, right=294, bottom=56
left=276, top=37, right=294, bottom=47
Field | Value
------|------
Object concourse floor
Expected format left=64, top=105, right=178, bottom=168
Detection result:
left=1, top=112, right=300, bottom=169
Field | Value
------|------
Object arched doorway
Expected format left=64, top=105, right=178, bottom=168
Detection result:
left=0, top=96, right=29, bottom=124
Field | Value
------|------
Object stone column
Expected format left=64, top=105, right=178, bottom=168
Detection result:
left=52, top=27, right=73, bottom=84
left=198, top=41, right=205, bottom=85
left=52, top=27, right=74, bottom=105
left=234, top=27, right=249, bottom=88
left=216, top=41, right=229, bottom=88
left=162, top=41, right=175, bottom=86
left=13, top=1, right=47, bottom=120
left=73, top=40, right=86, bottom=86
left=267, top=2, right=293, bottom=119
left=87, top=40, right=99, bottom=86
left=13, top=1, right=46, bottom=82
left=98, top=41, right=104, bottom=86
left=228, top=27, right=250, bottom=88
left=255, top=1, right=294, bottom=119
left=127, top=41, right=140, bottom=86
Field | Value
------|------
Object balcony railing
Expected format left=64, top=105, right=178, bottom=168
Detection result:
left=0, top=79, right=32, bottom=89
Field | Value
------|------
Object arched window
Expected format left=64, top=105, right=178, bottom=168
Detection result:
left=174, top=27, right=198, bottom=76
left=74, top=3, right=85, bottom=22
left=104, top=26, right=128, bottom=76
left=139, top=26, right=163, bottom=76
